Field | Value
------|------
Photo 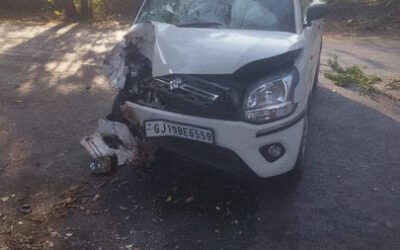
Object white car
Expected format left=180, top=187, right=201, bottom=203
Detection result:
left=104, top=0, right=329, bottom=179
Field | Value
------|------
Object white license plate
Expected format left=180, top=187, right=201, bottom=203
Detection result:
left=144, top=120, right=214, bottom=144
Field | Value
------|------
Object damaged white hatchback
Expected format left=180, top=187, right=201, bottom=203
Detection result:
left=83, top=0, right=329, bottom=179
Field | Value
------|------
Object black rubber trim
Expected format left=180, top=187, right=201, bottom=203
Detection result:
left=255, top=110, right=306, bottom=138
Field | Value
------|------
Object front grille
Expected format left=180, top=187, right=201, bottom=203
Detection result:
left=134, top=74, right=242, bottom=120
left=151, top=137, right=252, bottom=175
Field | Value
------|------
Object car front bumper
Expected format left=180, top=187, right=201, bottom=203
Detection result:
left=124, top=102, right=305, bottom=178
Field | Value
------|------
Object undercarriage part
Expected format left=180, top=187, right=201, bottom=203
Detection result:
left=88, top=156, right=116, bottom=174
left=80, top=119, right=138, bottom=169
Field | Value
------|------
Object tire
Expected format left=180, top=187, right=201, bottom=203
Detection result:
left=288, top=111, right=309, bottom=178
left=313, top=41, right=323, bottom=90
left=312, top=59, right=320, bottom=91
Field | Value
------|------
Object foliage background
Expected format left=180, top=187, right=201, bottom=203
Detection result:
left=0, top=0, right=144, bottom=19
left=0, top=0, right=398, bottom=21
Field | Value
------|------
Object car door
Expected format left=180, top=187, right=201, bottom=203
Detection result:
left=309, top=1, right=323, bottom=77
left=300, top=0, right=320, bottom=95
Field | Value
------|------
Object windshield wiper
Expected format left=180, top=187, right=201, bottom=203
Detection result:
left=177, top=22, right=223, bottom=28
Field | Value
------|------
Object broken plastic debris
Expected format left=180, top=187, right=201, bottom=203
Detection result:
left=119, top=206, right=128, bottom=211
left=17, top=204, right=32, bottom=215
left=93, top=193, right=100, bottom=202
left=185, top=196, right=195, bottom=204
left=103, top=39, right=129, bottom=90
left=80, top=119, right=138, bottom=169
left=88, top=156, right=115, bottom=174
left=94, top=181, right=107, bottom=189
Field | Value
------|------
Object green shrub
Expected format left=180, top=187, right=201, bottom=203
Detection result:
left=324, top=55, right=382, bottom=95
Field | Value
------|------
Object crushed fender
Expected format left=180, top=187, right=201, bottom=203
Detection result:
left=81, top=23, right=157, bottom=174
left=103, top=23, right=155, bottom=91
left=85, top=21, right=242, bottom=173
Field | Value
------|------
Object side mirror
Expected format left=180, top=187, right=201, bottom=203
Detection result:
left=305, top=2, right=329, bottom=25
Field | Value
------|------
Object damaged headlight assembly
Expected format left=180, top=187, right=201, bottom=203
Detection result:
left=244, top=69, right=299, bottom=124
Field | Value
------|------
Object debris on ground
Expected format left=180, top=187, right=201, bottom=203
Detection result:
left=324, top=55, right=382, bottom=95
left=81, top=23, right=159, bottom=175
left=93, top=194, right=100, bottom=202
left=125, top=245, right=134, bottom=250
left=53, top=185, right=85, bottom=211
left=5, top=233, right=48, bottom=250
left=185, top=196, right=195, bottom=204
left=54, top=196, right=77, bottom=210
left=81, top=119, right=139, bottom=173
left=386, top=79, right=400, bottom=90
left=17, top=204, right=32, bottom=215
left=94, top=181, right=107, bottom=189
left=118, top=206, right=128, bottom=211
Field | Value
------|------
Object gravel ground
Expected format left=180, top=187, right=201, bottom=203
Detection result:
left=0, top=21, right=400, bottom=250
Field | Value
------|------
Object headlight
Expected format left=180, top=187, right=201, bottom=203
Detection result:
left=244, top=71, right=298, bottom=123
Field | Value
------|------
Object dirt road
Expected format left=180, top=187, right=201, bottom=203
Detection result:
left=1, top=22, right=400, bottom=249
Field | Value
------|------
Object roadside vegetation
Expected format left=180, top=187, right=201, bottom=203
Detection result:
left=325, top=55, right=382, bottom=95
left=0, top=0, right=142, bottom=20
left=325, top=0, right=400, bottom=33
left=0, top=0, right=399, bottom=23
left=325, top=55, right=400, bottom=103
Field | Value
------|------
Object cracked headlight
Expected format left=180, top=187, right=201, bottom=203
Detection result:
left=244, top=71, right=298, bottom=124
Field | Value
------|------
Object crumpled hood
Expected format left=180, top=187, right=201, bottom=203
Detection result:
left=103, top=22, right=304, bottom=90
left=151, top=22, right=304, bottom=76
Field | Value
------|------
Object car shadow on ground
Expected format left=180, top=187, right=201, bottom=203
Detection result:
left=84, top=150, right=301, bottom=250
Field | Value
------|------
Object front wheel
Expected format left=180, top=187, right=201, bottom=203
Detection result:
left=312, top=59, right=321, bottom=91
left=288, top=111, right=309, bottom=178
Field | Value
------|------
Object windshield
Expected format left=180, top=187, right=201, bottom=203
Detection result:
left=137, top=0, right=295, bottom=32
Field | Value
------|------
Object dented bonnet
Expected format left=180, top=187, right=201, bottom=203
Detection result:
left=104, top=21, right=304, bottom=90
